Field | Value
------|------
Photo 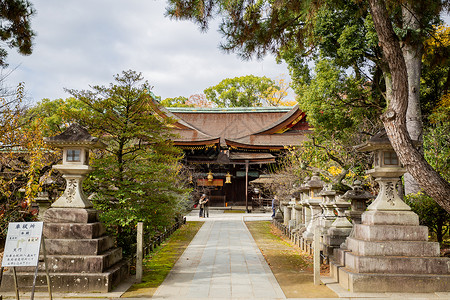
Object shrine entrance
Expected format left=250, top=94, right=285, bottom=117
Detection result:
left=149, top=102, right=311, bottom=208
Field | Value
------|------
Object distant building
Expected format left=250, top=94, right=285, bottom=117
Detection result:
left=153, top=102, right=311, bottom=209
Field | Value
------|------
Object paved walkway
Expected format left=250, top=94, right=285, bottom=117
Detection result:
left=7, top=210, right=449, bottom=299
left=152, top=211, right=285, bottom=299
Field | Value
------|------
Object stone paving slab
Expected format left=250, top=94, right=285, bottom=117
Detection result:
left=152, top=213, right=285, bottom=299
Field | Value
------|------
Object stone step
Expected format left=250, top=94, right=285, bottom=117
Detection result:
left=45, top=236, right=114, bottom=255
left=323, top=234, right=347, bottom=247
left=44, top=222, right=106, bottom=239
left=332, top=247, right=350, bottom=266
left=346, top=237, right=440, bottom=257
left=353, top=224, right=428, bottom=241
left=344, top=251, right=450, bottom=275
left=43, top=208, right=99, bottom=224
left=0, top=260, right=129, bottom=293
left=338, top=266, right=450, bottom=293
left=20, top=248, right=123, bottom=273
left=362, top=210, right=419, bottom=226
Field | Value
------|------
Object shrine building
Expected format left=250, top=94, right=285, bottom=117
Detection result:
left=152, top=101, right=312, bottom=209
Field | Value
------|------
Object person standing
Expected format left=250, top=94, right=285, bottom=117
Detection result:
left=198, top=194, right=206, bottom=218
left=203, top=195, right=209, bottom=218
left=271, top=195, right=278, bottom=218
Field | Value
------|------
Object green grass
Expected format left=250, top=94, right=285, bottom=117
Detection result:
left=123, top=221, right=203, bottom=297
left=223, top=210, right=246, bottom=213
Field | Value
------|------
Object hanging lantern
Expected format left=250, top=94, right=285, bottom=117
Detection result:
left=207, top=171, right=214, bottom=182
left=225, top=172, right=232, bottom=184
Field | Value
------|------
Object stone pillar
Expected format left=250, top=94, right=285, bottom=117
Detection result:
left=290, top=198, right=296, bottom=224
left=34, top=191, right=52, bottom=221
left=282, top=200, right=292, bottom=226
left=331, top=130, right=450, bottom=293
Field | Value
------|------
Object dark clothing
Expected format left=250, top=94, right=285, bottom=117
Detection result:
left=271, top=197, right=278, bottom=218
left=202, top=198, right=209, bottom=217
left=199, top=196, right=209, bottom=217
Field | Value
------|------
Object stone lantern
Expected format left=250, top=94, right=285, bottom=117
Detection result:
left=342, top=180, right=374, bottom=224
left=37, top=124, right=128, bottom=292
left=44, top=123, right=105, bottom=208
left=296, top=177, right=310, bottom=249
left=318, top=184, right=338, bottom=233
left=302, top=173, right=324, bottom=244
left=289, top=184, right=303, bottom=243
left=354, top=130, right=410, bottom=212
left=329, top=129, right=450, bottom=293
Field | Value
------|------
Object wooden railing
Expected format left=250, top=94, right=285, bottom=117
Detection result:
left=135, top=217, right=186, bottom=282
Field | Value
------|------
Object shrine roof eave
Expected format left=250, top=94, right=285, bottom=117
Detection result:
left=225, top=139, right=286, bottom=150
left=173, top=138, right=220, bottom=147
left=185, top=151, right=276, bottom=165
left=186, top=158, right=276, bottom=165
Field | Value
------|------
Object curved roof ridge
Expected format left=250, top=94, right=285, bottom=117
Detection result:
left=252, top=104, right=305, bottom=135
left=148, top=96, right=219, bottom=141
left=166, top=106, right=294, bottom=113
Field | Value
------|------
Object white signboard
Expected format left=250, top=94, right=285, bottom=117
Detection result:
left=1, top=222, right=43, bottom=267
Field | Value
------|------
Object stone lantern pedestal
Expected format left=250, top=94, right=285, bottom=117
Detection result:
left=318, top=186, right=339, bottom=234
left=282, top=200, right=292, bottom=226
left=0, top=124, right=129, bottom=293
left=320, top=187, right=348, bottom=261
left=301, top=173, right=324, bottom=253
left=330, top=130, right=450, bottom=292
left=297, top=179, right=310, bottom=249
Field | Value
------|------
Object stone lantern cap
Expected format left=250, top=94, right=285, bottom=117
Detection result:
left=342, top=180, right=374, bottom=201
left=44, top=123, right=106, bottom=149
left=306, top=172, right=324, bottom=188
left=299, top=177, right=310, bottom=191
left=354, top=129, right=419, bottom=152
left=354, top=129, right=392, bottom=152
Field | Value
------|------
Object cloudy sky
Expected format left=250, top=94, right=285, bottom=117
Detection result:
left=5, top=0, right=290, bottom=104
left=4, top=1, right=449, bottom=105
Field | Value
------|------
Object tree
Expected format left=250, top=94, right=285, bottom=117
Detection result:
left=161, top=96, right=192, bottom=107
left=161, top=94, right=216, bottom=107
left=163, top=76, right=295, bottom=108
left=368, top=0, right=450, bottom=213
left=204, top=75, right=288, bottom=107
left=166, top=0, right=450, bottom=213
left=421, top=25, right=450, bottom=121
left=60, top=70, right=189, bottom=255
left=26, top=97, right=90, bottom=136
left=0, top=0, right=35, bottom=66
left=264, top=76, right=297, bottom=106
left=1, top=83, right=57, bottom=240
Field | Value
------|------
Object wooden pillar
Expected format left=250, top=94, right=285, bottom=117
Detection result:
left=136, top=222, right=143, bottom=283
left=245, top=160, right=249, bottom=212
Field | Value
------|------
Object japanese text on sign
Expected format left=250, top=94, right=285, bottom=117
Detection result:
left=1, top=222, right=43, bottom=267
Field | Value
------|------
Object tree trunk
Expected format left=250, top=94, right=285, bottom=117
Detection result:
left=368, top=0, right=450, bottom=214
left=436, top=221, right=443, bottom=244
left=402, top=3, right=423, bottom=195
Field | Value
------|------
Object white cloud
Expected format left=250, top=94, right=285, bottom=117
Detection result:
left=5, top=0, right=289, bottom=103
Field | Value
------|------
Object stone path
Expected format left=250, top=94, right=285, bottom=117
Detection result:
left=6, top=210, right=449, bottom=299
left=152, top=211, right=285, bottom=299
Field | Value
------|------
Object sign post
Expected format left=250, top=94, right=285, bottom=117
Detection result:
left=1, top=222, right=52, bottom=300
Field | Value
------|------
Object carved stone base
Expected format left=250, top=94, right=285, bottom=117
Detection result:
left=0, top=208, right=128, bottom=293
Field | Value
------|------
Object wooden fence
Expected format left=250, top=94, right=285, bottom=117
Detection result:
left=135, top=217, right=186, bottom=282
